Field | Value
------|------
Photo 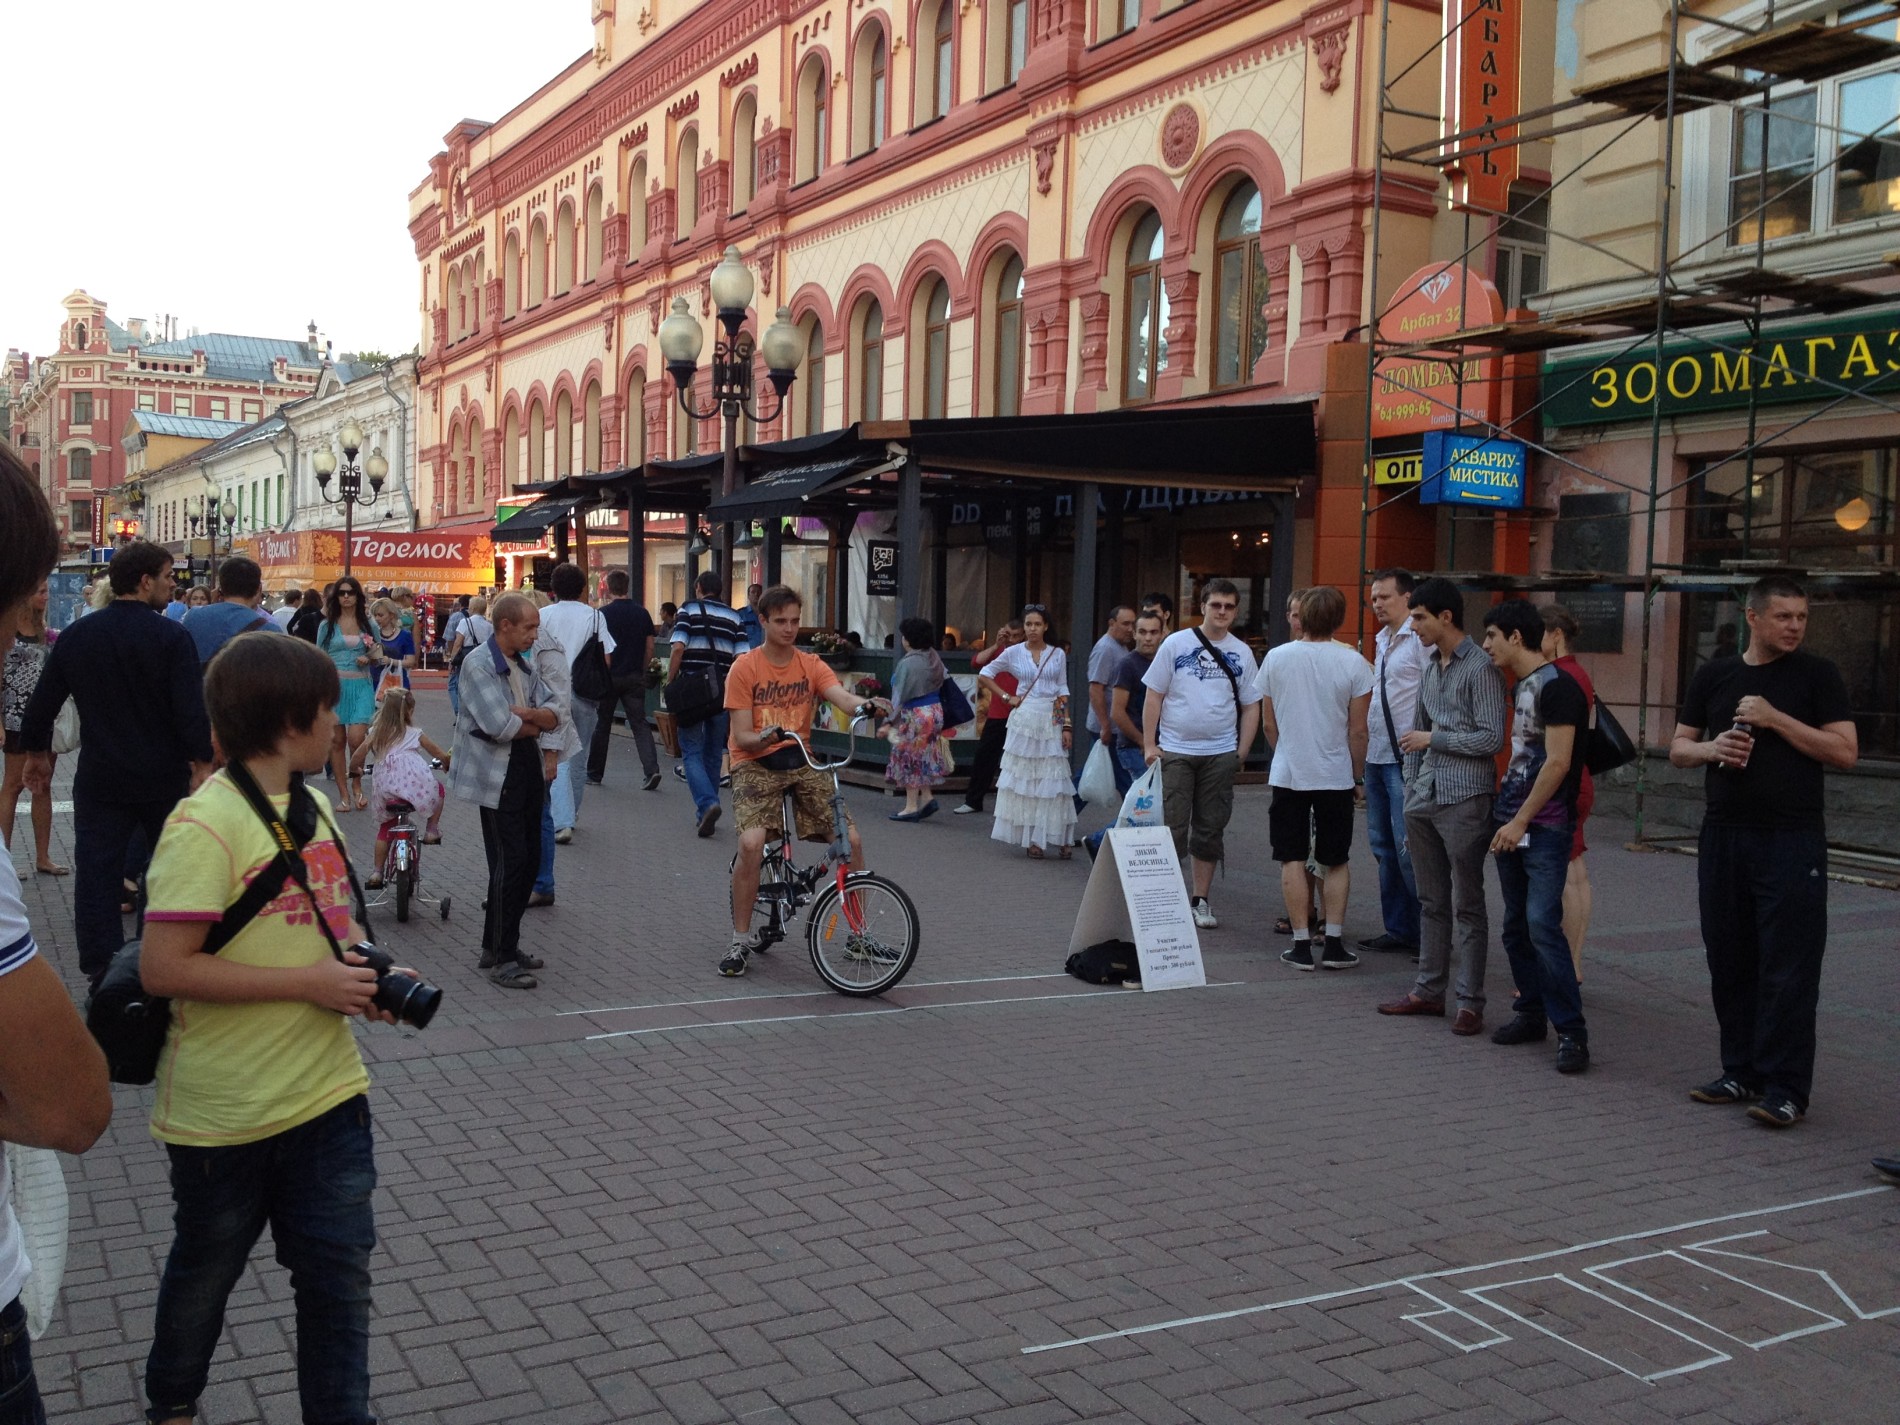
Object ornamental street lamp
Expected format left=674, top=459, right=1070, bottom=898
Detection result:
left=657, top=245, right=802, bottom=585
left=311, top=417, right=389, bottom=577
left=219, top=496, right=239, bottom=554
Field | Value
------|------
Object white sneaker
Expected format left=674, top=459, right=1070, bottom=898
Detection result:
left=1191, top=897, right=1217, bottom=929
left=953, top=803, right=979, bottom=815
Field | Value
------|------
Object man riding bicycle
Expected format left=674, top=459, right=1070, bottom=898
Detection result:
left=723, top=584, right=889, bottom=977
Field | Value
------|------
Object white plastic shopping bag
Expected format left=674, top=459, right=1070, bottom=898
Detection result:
left=1077, top=739, right=1118, bottom=806
left=6, top=1142, right=68, bottom=1338
left=1115, top=762, right=1164, bottom=828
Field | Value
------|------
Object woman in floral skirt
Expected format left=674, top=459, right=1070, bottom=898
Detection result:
left=976, top=604, right=1074, bottom=858
left=886, top=617, right=951, bottom=820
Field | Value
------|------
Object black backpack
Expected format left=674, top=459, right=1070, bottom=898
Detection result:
left=1065, top=938, right=1142, bottom=986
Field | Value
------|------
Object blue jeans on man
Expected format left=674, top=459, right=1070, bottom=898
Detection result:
left=549, top=697, right=598, bottom=832
left=678, top=711, right=729, bottom=820
left=1363, top=760, right=1420, bottom=946
left=144, top=1096, right=377, bottom=1425
left=1495, top=820, right=1585, bottom=1039
left=536, top=791, right=557, bottom=897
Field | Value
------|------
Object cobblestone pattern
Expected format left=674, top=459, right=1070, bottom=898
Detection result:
left=13, top=693, right=1897, bottom=1424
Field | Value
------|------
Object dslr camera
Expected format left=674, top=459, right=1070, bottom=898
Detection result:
left=350, top=942, right=442, bottom=1029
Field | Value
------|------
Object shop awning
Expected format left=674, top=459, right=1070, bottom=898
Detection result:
left=703, top=456, right=893, bottom=521
left=490, top=492, right=587, bottom=542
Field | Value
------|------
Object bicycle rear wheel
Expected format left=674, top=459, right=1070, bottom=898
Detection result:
left=806, top=871, right=919, bottom=996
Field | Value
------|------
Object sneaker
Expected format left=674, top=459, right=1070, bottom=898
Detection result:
left=673, top=763, right=686, bottom=780
left=1556, top=1035, right=1590, bottom=1074
left=554, top=827, right=574, bottom=845
left=1319, top=937, right=1359, bottom=970
left=644, top=772, right=663, bottom=791
left=1872, top=1156, right=1900, bottom=1184
left=1490, top=1013, right=1548, bottom=1046
left=528, top=891, right=555, bottom=908
left=585, top=776, right=603, bottom=786
left=1280, top=941, right=1315, bottom=971
left=719, top=772, right=732, bottom=788
left=718, top=944, right=750, bottom=977
left=1689, top=1075, right=1761, bottom=1105
left=697, top=805, right=722, bottom=838
left=488, top=963, right=537, bottom=990
left=953, top=803, right=980, bottom=815
left=1191, top=897, right=1217, bottom=929
left=1747, top=1094, right=1804, bottom=1129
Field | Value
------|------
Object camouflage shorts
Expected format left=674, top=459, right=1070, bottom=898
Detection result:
left=730, top=761, right=853, bottom=842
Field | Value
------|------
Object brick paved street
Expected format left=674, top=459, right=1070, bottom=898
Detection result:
left=15, top=691, right=1898, bottom=1424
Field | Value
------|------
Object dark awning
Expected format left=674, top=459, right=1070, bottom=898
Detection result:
left=703, top=456, right=892, bottom=521
left=490, top=492, right=586, bottom=543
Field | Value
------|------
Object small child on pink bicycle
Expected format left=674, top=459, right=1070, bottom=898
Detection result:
left=351, top=689, right=449, bottom=888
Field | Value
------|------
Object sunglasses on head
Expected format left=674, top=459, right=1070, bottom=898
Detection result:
left=1023, top=604, right=1047, bottom=614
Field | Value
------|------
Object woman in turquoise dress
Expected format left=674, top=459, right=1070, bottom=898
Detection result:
left=317, top=575, right=383, bottom=808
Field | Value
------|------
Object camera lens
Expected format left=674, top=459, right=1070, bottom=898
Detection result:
left=349, top=942, right=443, bottom=1031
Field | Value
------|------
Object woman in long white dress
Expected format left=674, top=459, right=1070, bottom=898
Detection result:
left=976, top=605, right=1075, bottom=858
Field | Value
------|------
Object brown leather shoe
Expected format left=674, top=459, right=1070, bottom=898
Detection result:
left=1377, top=994, right=1446, bottom=1016
left=1452, top=1008, right=1484, bottom=1036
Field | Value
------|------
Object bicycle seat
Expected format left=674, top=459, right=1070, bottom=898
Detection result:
left=384, top=799, right=415, bottom=816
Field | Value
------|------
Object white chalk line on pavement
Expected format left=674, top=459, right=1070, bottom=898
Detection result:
left=584, top=980, right=1246, bottom=1041
left=559, top=972, right=1074, bottom=1018
left=1018, top=1185, right=1895, bottom=1355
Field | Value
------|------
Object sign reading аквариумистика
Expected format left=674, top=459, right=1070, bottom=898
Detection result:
left=1419, top=432, right=1527, bottom=508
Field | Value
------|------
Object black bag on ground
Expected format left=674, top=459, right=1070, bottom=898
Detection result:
left=86, top=776, right=320, bottom=1085
left=1065, top=938, right=1142, bottom=985
left=1585, top=696, right=1637, bottom=775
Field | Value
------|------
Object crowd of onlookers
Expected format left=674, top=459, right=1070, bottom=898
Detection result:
left=1, top=422, right=1893, bottom=1424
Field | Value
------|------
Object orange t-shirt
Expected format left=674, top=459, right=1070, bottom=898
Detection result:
left=724, top=647, right=843, bottom=765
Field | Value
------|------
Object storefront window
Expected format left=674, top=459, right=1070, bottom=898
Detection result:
left=1683, top=447, right=1897, bottom=757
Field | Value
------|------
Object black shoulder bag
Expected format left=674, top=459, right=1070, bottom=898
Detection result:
left=86, top=770, right=370, bottom=1085
left=662, top=602, right=728, bottom=728
left=1585, top=695, right=1637, bottom=775
left=570, top=610, right=614, bottom=703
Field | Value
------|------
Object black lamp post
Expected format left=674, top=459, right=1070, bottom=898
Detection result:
left=310, top=418, right=388, bottom=577
left=657, top=246, right=802, bottom=587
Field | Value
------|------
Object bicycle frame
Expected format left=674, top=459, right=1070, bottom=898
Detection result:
left=755, top=715, right=870, bottom=926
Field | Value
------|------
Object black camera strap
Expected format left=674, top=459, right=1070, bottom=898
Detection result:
left=224, top=761, right=374, bottom=963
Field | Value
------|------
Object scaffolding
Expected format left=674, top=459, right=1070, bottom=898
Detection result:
left=1357, top=0, right=1900, bottom=879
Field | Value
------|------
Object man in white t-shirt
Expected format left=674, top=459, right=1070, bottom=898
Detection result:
left=1141, top=579, right=1262, bottom=930
left=270, top=588, right=301, bottom=630
left=539, top=562, right=616, bottom=840
left=1254, top=585, right=1373, bottom=971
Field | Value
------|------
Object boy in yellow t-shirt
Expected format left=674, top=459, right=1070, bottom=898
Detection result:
left=140, top=631, right=406, bottom=1425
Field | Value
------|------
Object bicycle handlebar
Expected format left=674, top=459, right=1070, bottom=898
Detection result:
left=757, top=711, right=878, bottom=774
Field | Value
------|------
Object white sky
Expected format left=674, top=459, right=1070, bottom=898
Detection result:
left=2, top=1, right=589, bottom=362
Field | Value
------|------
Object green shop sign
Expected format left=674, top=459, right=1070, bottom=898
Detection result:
left=1542, top=309, right=1900, bottom=429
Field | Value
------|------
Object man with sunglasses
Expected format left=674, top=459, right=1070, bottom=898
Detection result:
left=1141, top=580, right=1262, bottom=929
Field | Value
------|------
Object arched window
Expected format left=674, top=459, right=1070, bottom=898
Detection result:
left=920, top=279, right=950, bottom=419
left=801, top=320, right=826, bottom=435
left=856, top=300, right=884, bottom=422
left=528, top=215, right=548, bottom=307
left=626, top=155, right=648, bottom=253
left=72, top=323, right=87, bottom=350
left=677, top=128, right=699, bottom=240
left=624, top=368, right=647, bottom=465
left=583, top=381, right=602, bottom=471
left=528, top=401, right=547, bottom=481
left=731, top=94, right=758, bottom=211
left=504, top=407, right=520, bottom=486
left=445, top=425, right=461, bottom=514
left=585, top=185, right=604, bottom=281
left=1122, top=209, right=1169, bottom=403
left=469, top=259, right=483, bottom=332
left=554, top=203, right=576, bottom=295
left=853, top=24, right=888, bottom=155
left=555, top=390, right=574, bottom=476
left=993, top=252, right=1026, bottom=417
left=987, top=0, right=1029, bottom=90
left=504, top=232, right=521, bottom=317
left=915, top=0, right=955, bottom=124
left=796, top=56, right=829, bottom=183
left=449, top=265, right=466, bottom=340
left=1212, top=181, right=1268, bottom=389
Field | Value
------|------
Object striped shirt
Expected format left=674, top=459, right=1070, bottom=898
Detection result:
left=1403, top=635, right=1508, bottom=808
left=669, top=599, right=746, bottom=667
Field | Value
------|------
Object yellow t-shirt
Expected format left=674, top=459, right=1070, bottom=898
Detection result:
left=144, top=772, right=369, bottom=1147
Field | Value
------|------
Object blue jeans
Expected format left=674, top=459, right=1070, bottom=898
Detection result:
left=536, top=790, right=556, bottom=896
left=446, top=670, right=461, bottom=716
left=678, top=712, right=728, bottom=819
left=146, top=1096, right=377, bottom=1425
left=548, top=698, right=599, bottom=831
left=1495, top=821, right=1585, bottom=1038
left=0, top=1298, right=45, bottom=1425
left=1363, top=761, right=1420, bottom=944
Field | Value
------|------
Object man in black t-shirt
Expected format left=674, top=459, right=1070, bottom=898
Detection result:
left=589, top=568, right=662, bottom=791
left=1671, top=576, right=1857, bottom=1128
left=1480, top=601, right=1591, bottom=1075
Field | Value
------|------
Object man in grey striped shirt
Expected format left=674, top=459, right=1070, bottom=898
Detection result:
left=1377, top=578, right=1507, bottom=1035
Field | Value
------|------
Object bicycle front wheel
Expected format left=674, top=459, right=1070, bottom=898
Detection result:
left=807, top=872, right=919, bottom=996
